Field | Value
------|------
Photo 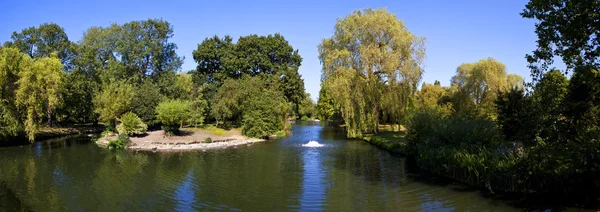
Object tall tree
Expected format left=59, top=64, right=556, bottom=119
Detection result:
left=192, top=34, right=305, bottom=115
left=319, top=8, right=426, bottom=137
left=0, top=47, right=27, bottom=138
left=16, top=54, right=64, bottom=140
left=521, top=0, right=600, bottom=79
left=8, top=23, right=76, bottom=71
left=522, top=0, right=600, bottom=137
left=507, top=74, right=525, bottom=91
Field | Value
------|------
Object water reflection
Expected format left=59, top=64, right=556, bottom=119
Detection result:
left=0, top=122, right=576, bottom=211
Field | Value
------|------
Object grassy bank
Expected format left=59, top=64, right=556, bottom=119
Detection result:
left=362, top=131, right=409, bottom=155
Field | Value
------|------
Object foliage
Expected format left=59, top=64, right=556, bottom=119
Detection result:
left=316, top=84, right=341, bottom=122
left=155, top=99, right=192, bottom=135
left=93, top=81, right=135, bottom=127
left=130, top=80, right=163, bottom=125
left=298, top=92, right=315, bottom=118
left=0, top=47, right=26, bottom=138
left=319, top=8, right=425, bottom=137
left=56, top=69, right=97, bottom=123
left=240, top=77, right=288, bottom=138
left=450, top=58, right=510, bottom=117
left=15, top=54, right=63, bottom=141
left=107, top=134, right=131, bottom=150
left=521, top=0, right=600, bottom=79
left=7, top=23, right=76, bottom=70
left=204, top=137, right=212, bottom=143
left=116, top=112, right=147, bottom=136
left=193, top=33, right=304, bottom=121
left=495, top=88, right=539, bottom=146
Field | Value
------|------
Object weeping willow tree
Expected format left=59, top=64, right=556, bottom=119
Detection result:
left=318, top=8, right=425, bottom=138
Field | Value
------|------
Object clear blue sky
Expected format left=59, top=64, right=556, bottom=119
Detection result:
left=1, top=0, right=537, bottom=101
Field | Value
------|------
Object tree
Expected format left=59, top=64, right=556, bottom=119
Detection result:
left=416, top=82, right=448, bottom=109
left=0, top=47, right=26, bottom=138
left=316, top=84, right=341, bottom=122
left=16, top=55, right=64, bottom=141
left=155, top=99, right=193, bottom=135
left=507, top=74, right=525, bottom=91
left=319, top=8, right=426, bottom=137
left=130, top=80, right=163, bottom=125
left=192, top=34, right=305, bottom=119
left=521, top=0, right=600, bottom=79
left=532, top=70, right=569, bottom=141
left=450, top=58, right=511, bottom=116
left=298, top=93, right=316, bottom=118
left=522, top=0, right=600, bottom=138
left=56, top=68, right=98, bottom=123
left=93, top=81, right=135, bottom=128
left=8, top=23, right=76, bottom=71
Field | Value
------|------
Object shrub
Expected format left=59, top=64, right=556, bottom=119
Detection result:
left=300, top=115, right=310, bottom=121
left=275, top=130, right=287, bottom=137
left=155, top=99, right=193, bottom=136
left=117, top=112, right=147, bottom=136
left=107, top=134, right=130, bottom=150
left=204, top=137, right=212, bottom=143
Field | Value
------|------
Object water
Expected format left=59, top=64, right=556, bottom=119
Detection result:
left=0, top=122, right=579, bottom=211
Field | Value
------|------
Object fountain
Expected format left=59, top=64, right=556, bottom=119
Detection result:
left=302, top=141, right=324, bottom=147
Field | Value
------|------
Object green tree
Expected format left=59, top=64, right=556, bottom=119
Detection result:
left=450, top=58, right=510, bottom=116
left=93, top=81, right=135, bottom=128
left=521, top=0, right=600, bottom=79
left=532, top=70, right=569, bottom=141
left=316, top=83, right=341, bottom=122
left=0, top=47, right=26, bottom=138
left=319, top=8, right=426, bottom=137
left=56, top=68, right=98, bottom=123
left=130, top=80, right=163, bottom=125
left=298, top=93, right=316, bottom=118
left=416, top=82, right=448, bottom=109
left=8, top=23, right=76, bottom=70
left=507, top=74, right=524, bottom=91
left=16, top=55, right=64, bottom=141
left=155, top=99, right=193, bottom=135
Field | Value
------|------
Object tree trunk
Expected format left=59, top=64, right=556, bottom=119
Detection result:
left=47, top=109, right=53, bottom=127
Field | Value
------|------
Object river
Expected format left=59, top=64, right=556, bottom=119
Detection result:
left=0, top=122, right=577, bottom=211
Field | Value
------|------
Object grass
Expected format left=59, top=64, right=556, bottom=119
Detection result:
left=182, top=125, right=229, bottom=136
left=362, top=131, right=409, bottom=155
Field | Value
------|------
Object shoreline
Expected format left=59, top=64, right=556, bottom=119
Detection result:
left=127, top=138, right=266, bottom=151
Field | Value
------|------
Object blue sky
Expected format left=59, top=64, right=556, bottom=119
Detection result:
left=1, top=0, right=537, bottom=101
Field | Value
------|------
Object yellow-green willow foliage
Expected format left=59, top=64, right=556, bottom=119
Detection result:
left=319, top=8, right=425, bottom=138
left=15, top=54, right=64, bottom=141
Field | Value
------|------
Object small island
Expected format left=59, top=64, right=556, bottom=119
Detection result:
left=96, top=127, right=265, bottom=151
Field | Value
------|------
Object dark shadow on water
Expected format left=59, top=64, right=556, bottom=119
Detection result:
left=0, top=182, right=29, bottom=211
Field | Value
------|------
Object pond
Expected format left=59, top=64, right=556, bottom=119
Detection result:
left=0, top=122, right=577, bottom=211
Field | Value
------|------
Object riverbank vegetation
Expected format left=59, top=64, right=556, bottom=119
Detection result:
left=316, top=4, right=600, bottom=201
left=0, top=19, right=315, bottom=143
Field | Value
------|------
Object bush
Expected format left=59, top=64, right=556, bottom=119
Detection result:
left=117, top=112, right=147, bottom=136
left=107, top=134, right=130, bottom=150
left=300, top=115, right=310, bottom=121
left=155, top=99, right=193, bottom=136
left=204, top=137, right=212, bottom=143
left=275, top=130, right=287, bottom=137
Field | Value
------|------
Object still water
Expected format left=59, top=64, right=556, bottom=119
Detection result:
left=0, top=122, right=549, bottom=211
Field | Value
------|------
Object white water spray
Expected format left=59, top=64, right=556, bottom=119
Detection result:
left=302, top=141, right=324, bottom=147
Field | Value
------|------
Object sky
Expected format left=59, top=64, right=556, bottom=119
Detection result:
left=1, top=0, right=538, bottom=101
